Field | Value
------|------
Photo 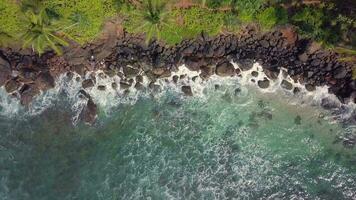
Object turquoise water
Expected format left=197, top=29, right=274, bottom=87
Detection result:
left=0, top=82, right=355, bottom=199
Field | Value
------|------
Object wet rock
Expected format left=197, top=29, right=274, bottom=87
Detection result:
left=81, top=98, right=97, bottom=125
left=0, top=56, right=11, bottom=86
left=234, top=88, right=241, bottom=95
left=298, top=53, right=308, bottom=62
left=251, top=71, right=258, bottom=77
left=20, top=84, right=39, bottom=106
left=112, top=82, right=118, bottom=89
left=200, top=65, right=215, bottom=79
left=78, top=89, right=90, bottom=99
left=19, top=68, right=37, bottom=81
left=82, top=79, right=94, bottom=89
left=216, top=62, right=235, bottom=77
left=136, top=75, right=143, bottom=83
left=172, top=75, right=179, bottom=84
left=97, top=85, right=106, bottom=91
left=134, top=82, right=144, bottom=90
left=192, top=76, right=199, bottom=82
left=120, top=81, right=131, bottom=89
left=149, top=82, right=161, bottom=93
left=236, top=59, right=253, bottom=71
left=181, top=86, right=193, bottom=96
left=258, top=79, right=270, bottom=89
left=293, top=87, right=301, bottom=94
left=333, top=66, right=347, bottom=79
left=5, top=79, right=21, bottom=93
left=294, top=115, right=302, bottom=125
left=281, top=80, right=293, bottom=90
left=152, top=67, right=166, bottom=76
left=123, top=65, right=140, bottom=78
left=305, top=84, right=316, bottom=92
left=66, top=71, right=74, bottom=80
left=264, top=68, right=279, bottom=80
left=71, top=64, right=86, bottom=76
left=321, top=98, right=339, bottom=109
left=36, top=72, right=55, bottom=91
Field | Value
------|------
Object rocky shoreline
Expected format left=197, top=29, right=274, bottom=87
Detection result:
left=0, top=24, right=355, bottom=124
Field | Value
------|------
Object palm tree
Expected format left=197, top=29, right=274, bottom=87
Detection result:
left=134, top=0, right=172, bottom=43
left=21, top=8, right=69, bottom=55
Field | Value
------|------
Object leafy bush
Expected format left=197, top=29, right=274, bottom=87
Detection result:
left=235, top=0, right=264, bottom=16
left=257, top=7, right=288, bottom=30
left=43, top=0, right=117, bottom=44
left=256, top=7, right=278, bottom=29
left=291, top=6, right=339, bottom=44
left=223, top=13, right=241, bottom=32
left=0, top=1, right=27, bottom=45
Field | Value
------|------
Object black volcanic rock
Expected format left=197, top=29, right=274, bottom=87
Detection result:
left=216, top=62, right=235, bottom=77
left=182, top=86, right=193, bottom=96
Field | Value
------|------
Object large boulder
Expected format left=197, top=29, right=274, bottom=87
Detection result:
left=281, top=80, right=293, bottom=90
left=258, top=79, right=270, bottom=89
left=36, top=72, right=55, bottom=91
left=5, top=79, right=21, bottom=93
left=82, top=79, right=95, bottom=89
left=20, top=84, right=40, bottom=106
left=216, top=62, right=235, bottom=77
left=333, top=66, right=348, bottom=79
left=81, top=98, right=97, bottom=125
left=181, top=86, right=193, bottom=96
left=0, top=56, right=11, bottom=86
left=123, top=65, right=140, bottom=78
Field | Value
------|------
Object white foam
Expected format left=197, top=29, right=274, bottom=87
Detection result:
left=0, top=62, right=354, bottom=125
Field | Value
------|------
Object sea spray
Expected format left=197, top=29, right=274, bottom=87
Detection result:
left=0, top=62, right=355, bottom=127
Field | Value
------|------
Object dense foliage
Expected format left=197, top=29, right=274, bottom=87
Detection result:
left=0, top=0, right=355, bottom=56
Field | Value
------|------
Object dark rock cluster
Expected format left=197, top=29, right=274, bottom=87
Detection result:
left=0, top=25, right=355, bottom=124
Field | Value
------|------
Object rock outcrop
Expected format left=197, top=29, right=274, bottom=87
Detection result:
left=0, top=25, right=355, bottom=125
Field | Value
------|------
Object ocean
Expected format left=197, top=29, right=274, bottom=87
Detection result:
left=0, top=63, right=355, bottom=199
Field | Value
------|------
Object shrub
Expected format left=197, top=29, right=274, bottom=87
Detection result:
left=256, top=7, right=278, bottom=29
left=235, top=0, right=264, bottom=16
left=43, top=0, right=117, bottom=44
left=223, top=13, right=241, bottom=32
left=257, top=7, right=288, bottom=30
left=291, top=6, right=339, bottom=44
left=0, top=1, right=27, bottom=44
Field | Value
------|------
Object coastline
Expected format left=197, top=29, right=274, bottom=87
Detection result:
left=0, top=25, right=355, bottom=124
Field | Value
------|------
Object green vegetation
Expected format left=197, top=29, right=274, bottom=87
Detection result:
left=22, top=8, right=69, bottom=55
left=123, top=0, right=172, bottom=44
left=124, top=6, right=225, bottom=44
left=0, top=0, right=355, bottom=55
left=0, top=1, right=27, bottom=46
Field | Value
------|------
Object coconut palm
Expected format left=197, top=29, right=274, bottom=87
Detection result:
left=134, top=0, right=172, bottom=43
left=21, top=8, right=69, bottom=55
